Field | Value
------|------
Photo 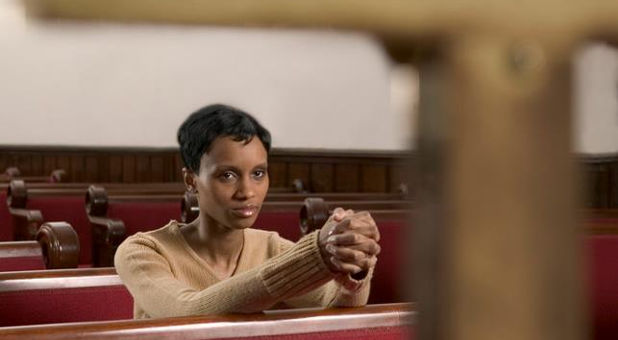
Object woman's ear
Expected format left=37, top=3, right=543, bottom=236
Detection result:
left=182, top=167, right=197, bottom=193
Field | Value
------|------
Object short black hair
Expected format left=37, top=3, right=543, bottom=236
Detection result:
left=177, top=104, right=271, bottom=173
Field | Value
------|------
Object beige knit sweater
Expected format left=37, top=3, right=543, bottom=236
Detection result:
left=114, top=221, right=372, bottom=319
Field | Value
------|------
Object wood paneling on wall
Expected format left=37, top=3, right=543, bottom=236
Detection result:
left=581, top=154, right=618, bottom=208
left=2, top=146, right=615, bottom=207
left=0, top=146, right=411, bottom=194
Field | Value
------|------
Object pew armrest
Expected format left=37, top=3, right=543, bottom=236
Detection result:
left=299, top=198, right=330, bottom=236
left=36, top=222, right=80, bottom=269
left=89, top=216, right=126, bottom=267
left=7, top=179, right=27, bottom=208
left=86, top=185, right=126, bottom=266
left=8, top=207, right=43, bottom=240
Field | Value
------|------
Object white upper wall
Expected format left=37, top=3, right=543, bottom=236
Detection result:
left=0, top=0, right=415, bottom=150
left=574, top=42, right=618, bottom=154
left=0, top=1, right=616, bottom=154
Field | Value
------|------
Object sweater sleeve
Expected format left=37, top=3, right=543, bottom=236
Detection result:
left=276, top=235, right=373, bottom=309
left=114, top=230, right=335, bottom=318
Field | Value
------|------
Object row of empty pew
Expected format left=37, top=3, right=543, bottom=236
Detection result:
left=0, top=167, right=67, bottom=184
left=0, top=178, right=414, bottom=339
left=1, top=179, right=410, bottom=267
left=0, top=176, right=616, bottom=339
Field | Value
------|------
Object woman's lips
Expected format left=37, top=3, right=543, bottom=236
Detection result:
left=231, top=206, right=259, bottom=218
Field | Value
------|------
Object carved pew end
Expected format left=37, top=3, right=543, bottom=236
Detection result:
left=4, top=166, right=20, bottom=178
left=300, top=198, right=329, bottom=235
left=36, top=222, right=80, bottom=269
left=50, top=169, right=67, bottom=182
left=181, top=191, right=199, bottom=223
left=7, top=180, right=42, bottom=240
left=86, top=185, right=109, bottom=217
left=7, top=179, right=27, bottom=208
left=292, top=178, right=307, bottom=193
left=86, top=185, right=126, bottom=267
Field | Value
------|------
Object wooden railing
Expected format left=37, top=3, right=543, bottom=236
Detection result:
left=0, top=302, right=414, bottom=340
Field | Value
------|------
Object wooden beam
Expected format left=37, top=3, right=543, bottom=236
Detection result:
left=416, top=34, right=585, bottom=340
left=22, top=0, right=618, bottom=39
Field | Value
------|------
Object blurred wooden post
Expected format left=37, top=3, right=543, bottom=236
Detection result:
left=416, top=35, right=584, bottom=340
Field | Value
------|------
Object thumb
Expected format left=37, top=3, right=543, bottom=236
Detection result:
left=332, top=207, right=346, bottom=221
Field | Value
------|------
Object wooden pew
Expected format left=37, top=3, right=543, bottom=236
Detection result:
left=181, top=192, right=411, bottom=241
left=84, top=189, right=411, bottom=266
left=0, top=178, right=74, bottom=241
left=0, top=167, right=66, bottom=184
left=4, top=180, right=411, bottom=267
left=2, top=180, right=308, bottom=242
left=0, top=302, right=414, bottom=340
left=0, top=222, right=79, bottom=272
left=300, top=198, right=412, bottom=304
left=265, top=191, right=408, bottom=202
left=86, top=186, right=184, bottom=266
left=0, top=267, right=132, bottom=327
left=301, top=199, right=618, bottom=340
left=5, top=180, right=189, bottom=264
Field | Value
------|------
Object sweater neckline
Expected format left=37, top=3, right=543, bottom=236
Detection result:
left=171, top=221, right=247, bottom=281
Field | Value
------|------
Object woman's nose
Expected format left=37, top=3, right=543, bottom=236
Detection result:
left=234, top=177, right=256, bottom=200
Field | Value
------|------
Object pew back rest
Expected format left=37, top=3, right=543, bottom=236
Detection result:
left=0, top=222, right=79, bottom=272
left=0, top=303, right=414, bottom=340
left=368, top=219, right=411, bottom=304
left=253, top=211, right=302, bottom=242
left=587, top=234, right=618, bottom=340
left=28, top=196, right=90, bottom=264
left=0, top=268, right=133, bottom=327
left=0, top=241, right=45, bottom=272
left=107, top=199, right=181, bottom=235
left=0, top=190, right=10, bottom=241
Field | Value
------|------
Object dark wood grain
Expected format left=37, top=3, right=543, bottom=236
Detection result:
left=310, top=163, right=334, bottom=192
left=335, top=163, right=360, bottom=192
left=122, top=155, right=136, bottom=183
left=136, top=155, right=150, bottom=182
left=85, top=155, right=99, bottom=182
left=361, top=164, right=387, bottom=192
left=267, top=161, right=287, bottom=188
left=2, top=146, right=614, bottom=207
left=288, top=162, right=311, bottom=189
left=70, top=154, right=84, bottom=182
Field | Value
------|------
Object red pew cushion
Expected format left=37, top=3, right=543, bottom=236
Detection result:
left=29, top=196, right=91, bottom=264
left=587, top=234, right=618, bottom=340
left=0, top=285, right=133, bottom=326
left=253, top=211, right=301, bottom=242
left=0, top=256, right=45, bottom=272
left=368, top=219, right=409, bottom=304
left=0, top=191, right=11, bottom=241
left=108, top=201, right=180, bottom=236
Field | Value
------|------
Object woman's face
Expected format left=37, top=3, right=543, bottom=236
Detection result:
left=192, top=136, right=269, bottom=230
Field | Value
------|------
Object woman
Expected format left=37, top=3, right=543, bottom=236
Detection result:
left=115, top=104, right=381, bottom=318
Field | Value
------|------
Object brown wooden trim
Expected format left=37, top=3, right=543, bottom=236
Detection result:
left=0, top=241, right=42, bottom=258
left=0, top=222, right=79, bottom=270
left=2, top=146, right=617, bottom=207
left=0, top=267, right=116, bottom=279
left=0, top=146, right=412, bottom=194
left=0, top=302, right=413, bottom=340
left=0, top=274, right=121, bottom=292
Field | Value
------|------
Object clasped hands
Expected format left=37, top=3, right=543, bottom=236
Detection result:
left=318, top=208, right=380, bottom=280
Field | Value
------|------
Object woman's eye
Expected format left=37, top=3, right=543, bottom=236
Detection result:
left=253, top=170, right=266, bottom=179
left=220, top=171, right=236, bottom=181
